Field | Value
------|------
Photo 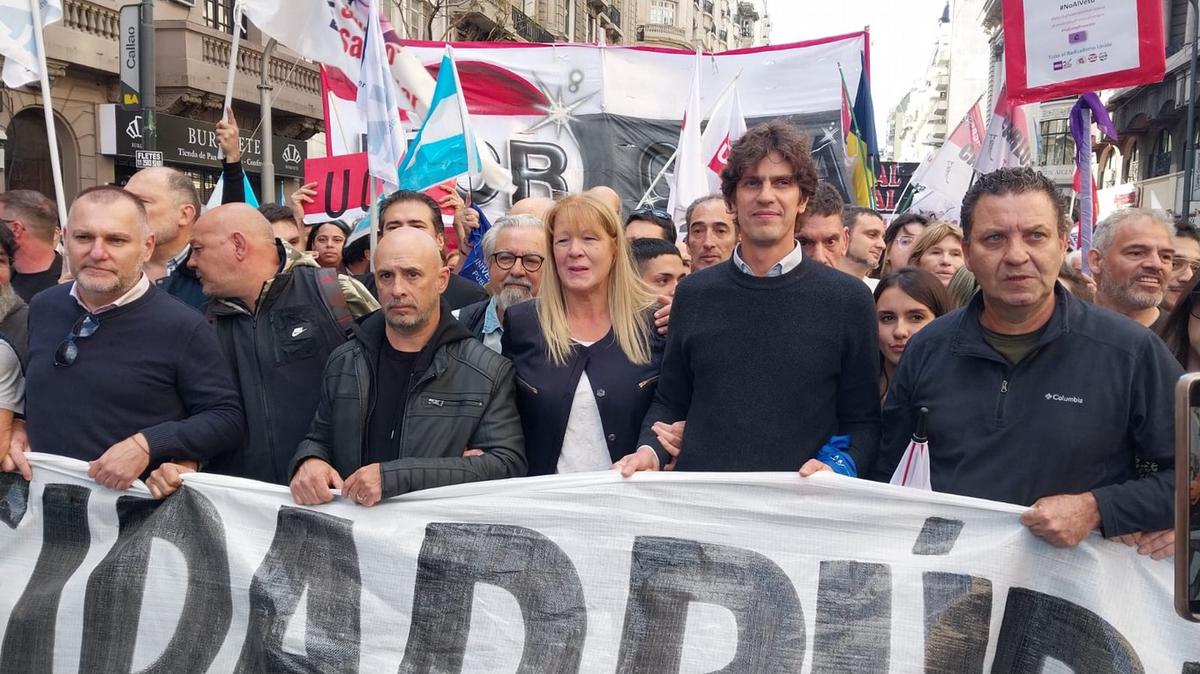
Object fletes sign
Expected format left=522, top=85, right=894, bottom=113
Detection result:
left=1002, top=0, right=1165, bottom=104
left=98, top=104, right=306, bottom=178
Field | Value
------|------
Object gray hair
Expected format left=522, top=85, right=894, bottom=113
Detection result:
left=482, top=214, right=544, bottom=259
left=1092, top=208, right=1172, bottom=254
left=684, top=194, right=726, bottom=227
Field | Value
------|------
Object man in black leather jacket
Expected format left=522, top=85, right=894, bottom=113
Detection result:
left=289, top=227, right=526, bottom=506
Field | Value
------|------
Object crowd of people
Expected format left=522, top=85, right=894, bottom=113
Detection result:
left=0, top=116, right=1186, bottom=559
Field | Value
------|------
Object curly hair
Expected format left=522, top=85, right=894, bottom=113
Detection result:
left=719, top=120, right=819, bottom=209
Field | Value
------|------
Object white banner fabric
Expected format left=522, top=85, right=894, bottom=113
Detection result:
left=0, top=454, right=1196, bottom=672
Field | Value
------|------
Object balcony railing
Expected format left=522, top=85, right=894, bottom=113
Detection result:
left=605, top=5, right=621, bottom=28
left=512, top=6, right=555, bottom=43
left=63, top=0, right=119, bottom=40
left=201, top=33, right=320, bottom=95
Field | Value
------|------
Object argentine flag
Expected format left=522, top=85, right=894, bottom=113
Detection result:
left=203, top=173, right=259, bottom=212
left=397, top=48, right=481, bottom=192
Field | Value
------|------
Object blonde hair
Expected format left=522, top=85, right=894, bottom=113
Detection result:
left=537, top=194, right=656, bottom=366
left=908, top=222, right=964, bottom=269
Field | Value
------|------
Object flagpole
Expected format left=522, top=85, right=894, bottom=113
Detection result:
left=369, top=178, right=379, bottom=273
left=218, top=1, right=243, bottom=159
left=635, top=70, right=744, bottom=209
left=28, top=0, right=67, bottom=228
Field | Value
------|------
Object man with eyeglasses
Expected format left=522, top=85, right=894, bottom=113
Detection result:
left=2, top=186, right=243, bottom=488
left=1165, top=218, right=1200, bottom=311
left=453, top=214, right=547, bottom=353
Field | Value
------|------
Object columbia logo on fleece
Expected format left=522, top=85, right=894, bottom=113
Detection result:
left=1044, top=392, right=1084, bottom=405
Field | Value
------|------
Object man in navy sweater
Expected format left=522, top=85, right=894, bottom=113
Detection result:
left=1, top=186, right=243, bottom=489
left=619, top=120, right=880, bottom=475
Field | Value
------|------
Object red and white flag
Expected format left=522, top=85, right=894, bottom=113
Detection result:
left=699, top=84, right=747, bottom=194
left=975, top=86, right=1038, bottom=175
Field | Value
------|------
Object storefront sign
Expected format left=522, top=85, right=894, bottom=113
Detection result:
left=99, top=104, right=306, bottom=178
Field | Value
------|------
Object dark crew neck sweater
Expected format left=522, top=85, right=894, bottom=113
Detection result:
left=25, top=283, right=244, bottom=464
left=638, top=258, right=881, bottom=471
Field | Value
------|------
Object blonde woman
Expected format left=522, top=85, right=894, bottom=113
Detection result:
left=502, top=194, right=665, bottom=475
left=908, top=221, right=965, bottom=286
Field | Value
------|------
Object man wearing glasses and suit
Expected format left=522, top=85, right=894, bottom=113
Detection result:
left=453, top=214, right=547, bottom=353
left=0, top=186, right=243, bottom=489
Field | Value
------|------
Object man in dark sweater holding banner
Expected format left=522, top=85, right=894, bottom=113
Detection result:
left=3, top=186, right=243, bottom=489
left=619, top=120, right=880, bottom=475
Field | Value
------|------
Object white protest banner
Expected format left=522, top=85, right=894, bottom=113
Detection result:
left=1002, top=0, right=1166, bottom=105
left=2, top=454, right=1197, bottom=671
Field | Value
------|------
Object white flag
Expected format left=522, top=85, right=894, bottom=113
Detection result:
left=0, top=0, right=62, bottom=88
left=356, top=0, right=406, bottom=193
left=975, top=86, right=1038, bottom=175
left=238, top=0, right=360, bottom=77
left=699, top=84, right=747, bottom=194
left=908, top=97, right=985, bottom=220
left=666, top=51, right=707, bottom=240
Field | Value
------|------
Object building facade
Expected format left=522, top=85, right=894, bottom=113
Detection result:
left=886, top=5, right=951, bottom=162
left=1, top=0, right=321, bottom=205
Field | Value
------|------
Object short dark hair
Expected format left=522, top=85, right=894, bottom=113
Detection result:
left=0, top=189, right=58, bottom=243
left=624, top=207, right=675, bottom=242
left=0, top=221, right=15, bottom=263
left=343, top=234, right=371, bottom=266
left=258, top=203, right=297, bottom=225
left=843, top=206, right=883, bottom=232
left=873, top=267, right=953, bottom=318
left=378, top=190, right=441, bottom=232
left=797, top=182, right=844, bottom=225
left=306, top=219, right=351, bottom=250
left=1173, top=216, right=1200, bottom=243
left=630, top=236, right=681, bottom=271
left=720, top=120, right=819, bottom=209
left=884, top=212, right=930, bottom=246
left=961, top=167, right=1067, bottom=240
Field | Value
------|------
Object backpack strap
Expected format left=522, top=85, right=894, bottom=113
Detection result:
left=314, top=267, right=354, bottom=334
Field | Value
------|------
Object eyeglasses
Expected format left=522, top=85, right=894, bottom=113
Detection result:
left=55, top=313, right=99, bottom=367
left=491, top=251, right=545, bottom=272
left=629, top=207, right=672, bottom=223
left=1174, top=257, right=1200, bottom=274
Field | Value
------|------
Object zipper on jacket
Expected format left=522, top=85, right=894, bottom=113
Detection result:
left=637, top=375, right=660, bottom=389
left=251, top=314, right=278, bottom=470
left=995, top=377, right=1009, bottom=423
left=517, top=376, right=539, bottom=395
left=426, top=397, right=484, bottom=408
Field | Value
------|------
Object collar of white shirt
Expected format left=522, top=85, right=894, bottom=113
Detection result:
left=70, top=273, right=151, bottom=314
left=732, top=241, right=804, bottom=277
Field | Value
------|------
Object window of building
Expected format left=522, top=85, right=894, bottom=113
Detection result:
left=204, top=0, right=247, bottom=36
left=1169, top=0, right=1189, bottom=54
left=650, top=0, right=677, bottom=25
left=1125, top=142, right=1141, bottom=183
left=1150, top=128, right=1174, bottom=177
left=1038, top=118, right=1074, bottom=167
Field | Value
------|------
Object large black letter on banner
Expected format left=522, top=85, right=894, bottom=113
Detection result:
left=509, top=141, right=568, bottom=202
left=79, top=489, right=232, bottom=674
left=235, top=506, right=361, bottom=674
left=616, top=536, right=805, bottom=673
left=399, top=522, right=586, bottom=674
left=992, top=587, right=1143, bottom=673
left=922, top=572, right=991, bottom=673
left=811, top=560, right=891, bottom=672
left=0, top=483, right=91, bottom=673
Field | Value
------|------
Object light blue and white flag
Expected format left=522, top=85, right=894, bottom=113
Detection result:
left=356, top=0, right=406, bottom=194
left=0, top=0, right=62, bottom=88
left=204, top=173, right=259, bottom=212
left=397, top=48, right=481, bottom=192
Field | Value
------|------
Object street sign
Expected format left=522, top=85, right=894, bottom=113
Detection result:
left=135, top=150, right=163, bottom=169
left=119, top=5, right=141, bottom=111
